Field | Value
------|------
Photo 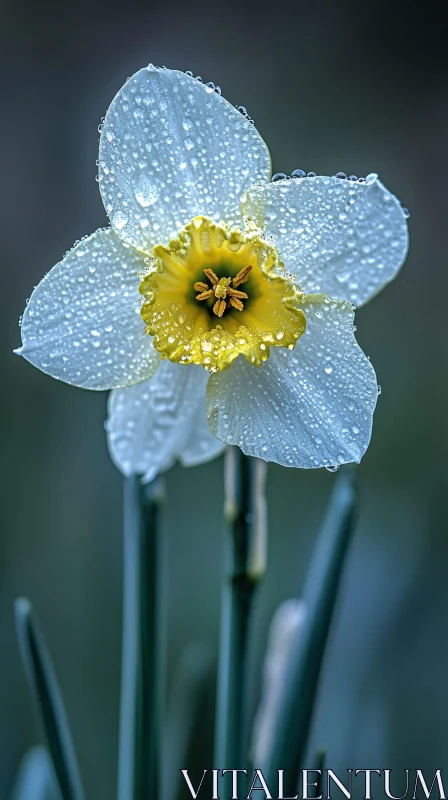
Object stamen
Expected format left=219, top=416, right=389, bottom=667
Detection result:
left=232, top=265, right=252, bottom=287
left=229, top=297, right=244, bottom=311
left=213, top=298, right=227, bottom=317
left=204, top=268, right=219, bottom=286
left=196, top=266, right=252, bottom=315
left=196, top=289, right=214, bottom=301
left=194, top=281, right=210, bottom=292
left=227, top=287, right=248, bottom=300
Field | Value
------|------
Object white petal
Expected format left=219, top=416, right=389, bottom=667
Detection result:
left=206, top=294, right=379, bottom=469
left=242, top=175, right=409, bottom=307
left=17, top=228, right=160, bottom=390
left=179, top=403, right=227, bottom=468
left=107, top=361, right=224, bottom=482
left=99, top=65, right=271, bottom=252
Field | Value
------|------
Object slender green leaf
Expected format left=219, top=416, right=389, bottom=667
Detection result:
left=264, top=466, right=357, bottom=795
left=14, top=599, right=85, bottom=800
left=118, top=475, right=165, bottom=800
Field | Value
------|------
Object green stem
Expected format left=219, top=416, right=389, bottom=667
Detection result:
left=14, top=599, right=85, bottom=800
left=214, top=448, right=267, bottom=769
left=264, top=466, right=357, bottom=795
left=118, top=475, right=165, bottom=800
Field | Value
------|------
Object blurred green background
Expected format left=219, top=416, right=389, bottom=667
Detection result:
left=1, top=0, right=447, bottom=796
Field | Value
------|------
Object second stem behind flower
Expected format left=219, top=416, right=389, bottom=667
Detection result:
left=214, top=448, right=267, bottom=769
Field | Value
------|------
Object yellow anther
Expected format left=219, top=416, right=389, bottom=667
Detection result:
left=193, top=281, right=209, bottom=292
left=232, top=265, right=252, bottom=287
left=229, top=296, right=244, bottom=311
left=204, top=268, right=219, bottom=286
left=213, top=298, right=227, bottom=317
left=196, top=289, right=214, bottom=301
left=227, top=287, right=248, bottom=300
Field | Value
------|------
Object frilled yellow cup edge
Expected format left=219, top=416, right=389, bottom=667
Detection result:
left=139, top=216, right=307, bottom=373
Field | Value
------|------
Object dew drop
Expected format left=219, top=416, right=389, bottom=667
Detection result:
left=113, top=212, right=128, bottom=230
left=134, top=175, right=158, bottom=207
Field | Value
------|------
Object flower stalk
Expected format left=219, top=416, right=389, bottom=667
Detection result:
left=118, top=475, right=165, bottom=800
left=214, top=447, right=267, bottom=769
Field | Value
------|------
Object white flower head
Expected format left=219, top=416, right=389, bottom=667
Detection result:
left=17, top=66, right=409, bottom=480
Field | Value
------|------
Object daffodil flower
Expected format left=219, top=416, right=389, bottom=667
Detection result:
left=17, top=66, right=409, bottom=480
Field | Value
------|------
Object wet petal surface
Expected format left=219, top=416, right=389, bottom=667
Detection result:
left=242, top=175, right=409, bottom=307
left=99, top=66, right=271, bottom=253
left=207, top=294, right=379, bottom=468
left=18, top=229, right=159, bottom=390
left=107, top=360, right=224, bottom=482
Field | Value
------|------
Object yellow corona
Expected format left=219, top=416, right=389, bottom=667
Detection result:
left=139, top=216, right=307, bottom=373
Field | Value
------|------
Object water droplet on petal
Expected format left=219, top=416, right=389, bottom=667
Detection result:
left=134, top=174, right=158, bottom=207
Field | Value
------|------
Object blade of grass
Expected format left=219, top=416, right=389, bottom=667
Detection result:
left=118, top=475, right=165, bottom=800
left=14, top=599, right=85, bottom=800
left=264, top=466, right=357, bottom=795
left=214, top=448, right=267, bottom=769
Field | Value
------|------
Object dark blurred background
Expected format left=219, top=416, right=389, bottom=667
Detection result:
left=1, top=0, right=447, bottom=796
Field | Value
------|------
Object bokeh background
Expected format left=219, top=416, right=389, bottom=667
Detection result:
left=1, top=0, right=447, bottom=796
